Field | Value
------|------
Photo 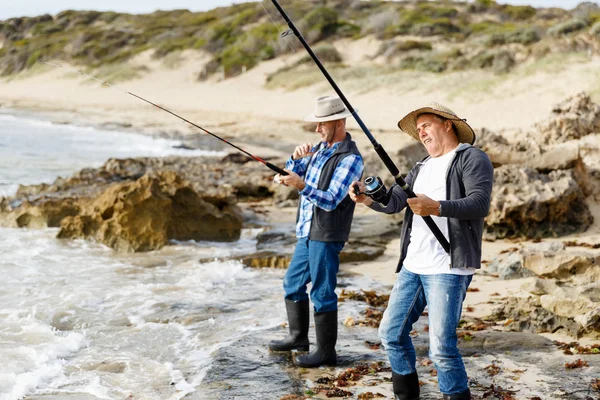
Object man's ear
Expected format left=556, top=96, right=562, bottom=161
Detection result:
left=445, top=120, right=453, bottom=132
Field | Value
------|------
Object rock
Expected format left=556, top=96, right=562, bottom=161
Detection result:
left=534, top=92, right=600, bottom=144
left=57, top=171, right=242, bottom=252
left=3, top=198, right=83, bottom=229
left=273, top=184, right=299, bottom=204
left=485, top=166, right=593, bottom=239
left=256, top=228, right=297, bottom=250
left=486, top=251, right=535, bottom=280
left=492, top=296, right=587, bottom=338
left=239, top=251, right=291, bottom=269
left=340, top=241, right=386, bottom=263
left=523, top=249, right=600, bottom=281
left=491, top=242, right=600, bottom=338
left=574, top=308, right=600, bottom=334
left=522, top=277, right=560, bottom=296
left=540, top=291, right=598, bottom=319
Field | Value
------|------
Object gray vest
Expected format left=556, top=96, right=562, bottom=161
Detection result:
left=300, top=133, right=362, bottom=242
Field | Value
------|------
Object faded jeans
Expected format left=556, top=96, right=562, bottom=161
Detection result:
left=283, top=237, right=344, bottom=313
left=379, top=267, right=473, bottom=395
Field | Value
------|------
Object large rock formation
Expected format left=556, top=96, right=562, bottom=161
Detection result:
left=534, top=92, right=600, bottom=144
left=57, top=171, right=242, bottom=252
left=478, top=92, right=600, bottom=239
left=0, top=155, right=283, bottom=251
left=485, top=166, right=593, bottom=239
left=491, top=241, right=600, bottom=338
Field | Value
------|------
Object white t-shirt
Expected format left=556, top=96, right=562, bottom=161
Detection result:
left=403, top=148, right=474, bottom=276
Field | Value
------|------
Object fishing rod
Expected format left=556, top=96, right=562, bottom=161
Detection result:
left=267, top=0, right=450, bottom=253
left=39, top=61, right=288, bottom=176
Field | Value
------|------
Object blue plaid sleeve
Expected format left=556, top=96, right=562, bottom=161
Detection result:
left=285, top=156, right=310, bottom=176
left=300, top=154, right=364, bottom=212
left=285, top=144, right=321, bottom=176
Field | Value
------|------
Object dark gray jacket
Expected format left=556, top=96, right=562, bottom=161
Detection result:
left=368, top=143, right=493, bottom=272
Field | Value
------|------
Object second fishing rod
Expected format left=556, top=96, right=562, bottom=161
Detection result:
left=40, top=61, right=288, bottom=177
left=269, top=0, right=450, bottom=253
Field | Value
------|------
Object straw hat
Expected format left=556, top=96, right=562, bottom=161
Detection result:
left=304, top=95, right=354, bottom=122
left=398, top=102, right=476, bottom=145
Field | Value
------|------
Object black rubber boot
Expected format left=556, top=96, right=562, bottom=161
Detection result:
left=392, top=371, right=420, bottom=400
left=268, top=299, right=310, bottom=352
left=295, top=309, right=337, bottom=367
left=443, top=389, right=471, bottom=400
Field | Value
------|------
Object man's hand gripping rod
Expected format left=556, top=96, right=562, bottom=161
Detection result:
left=269, top=0, right=450, bottom=253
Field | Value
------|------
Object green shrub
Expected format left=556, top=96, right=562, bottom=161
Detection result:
left=153, top=37, right=197, bottom=58
left=548, top=18, right=587, bottom=36
left=410, top=18, right=462, bottom=37
left=468, top=20, right=501, bottom=34
left=416, top=4, right=459, bottom=19
left=25, top=50, right=42, bottom=68
left=363, top=10, right=399, bottom=39
left=468, top=0, right=497, bottom=13
left=400, top=56, right=447, bottom=73
left=336, top=21, right=362, bottom=38
left=492, top=50, right=515, bottom=74
left=484, top=28, right=540, bottom=46
left=300, top=43, right=342, bottom=63
left=466, top=49, right=514, bottom=73
left=302, top=7, right=339, bottom=42
left=219, top=45, right=258, bottom=76
left=204, top=23, right=241, bottom=53
left=398, top=40, right=433, bottom=51
left=501, top=5, right=536, bottom=21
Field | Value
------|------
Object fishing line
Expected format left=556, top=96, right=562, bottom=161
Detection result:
left=39, top=61, right=288, bottom=175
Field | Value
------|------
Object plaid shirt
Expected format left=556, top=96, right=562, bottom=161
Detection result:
left=286, top=141, right=364, bottom=238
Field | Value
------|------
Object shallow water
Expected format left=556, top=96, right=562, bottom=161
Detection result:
left=0, top=110, right=224, bottom=197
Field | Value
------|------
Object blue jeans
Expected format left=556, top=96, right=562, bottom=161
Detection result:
left=283, top=237, right=344, bottom=313
left=379, top=267, right=473, bottom=395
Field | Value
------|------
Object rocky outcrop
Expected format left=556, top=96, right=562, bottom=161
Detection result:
left=490, top=241, right=600, bottom=338
left=0, top=155, right=288, bottom=250
left=534, top=92, right=600, bottom=144
left=57, top=171, right=242, bottom=252
left=477, top=93, right=600, bottom=239
left=485, top=166, right=593, bottom=239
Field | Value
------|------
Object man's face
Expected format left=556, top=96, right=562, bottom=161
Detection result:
left=416, top=114, right=455, bottom=157
left=316, top=120, right=338, bottom=144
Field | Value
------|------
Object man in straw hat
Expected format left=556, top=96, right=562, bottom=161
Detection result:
left=350, top=103, right=493, bottom=400
left=269, top=95, right=364, bottom=368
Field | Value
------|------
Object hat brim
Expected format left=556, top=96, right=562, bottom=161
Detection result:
left=398, top=107, right=476, bottom=145
left=303, top=109, right=355, bottom=123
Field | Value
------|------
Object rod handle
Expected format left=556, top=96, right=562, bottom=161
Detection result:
left=267, top=162, right=289, bottom=176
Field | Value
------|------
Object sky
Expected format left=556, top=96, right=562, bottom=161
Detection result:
left=0, top=0, right=594, bottom=20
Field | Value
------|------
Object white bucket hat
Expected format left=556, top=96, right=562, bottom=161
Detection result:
left=398, top=102, right=476, bottom=145
left=303, top=95, right=354, bottom=122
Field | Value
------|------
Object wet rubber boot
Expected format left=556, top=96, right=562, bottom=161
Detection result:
left=295, top=309, right=337, bottom=368
left=392, top=371, right=420, bottom=400
left=443, top=389, right=471, bottom=400
left=268, top=299, right=310, bottom=352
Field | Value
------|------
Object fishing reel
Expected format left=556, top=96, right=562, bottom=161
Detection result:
left=359, top=176, right=391, bottom=206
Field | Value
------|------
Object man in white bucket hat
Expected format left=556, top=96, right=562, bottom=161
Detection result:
left=350, top=103, right=493, bottom=400
left=268, top=95, right=364, bottom=368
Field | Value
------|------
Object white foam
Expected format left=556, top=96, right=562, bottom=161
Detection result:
left=0, top=314, right=86, bottom=400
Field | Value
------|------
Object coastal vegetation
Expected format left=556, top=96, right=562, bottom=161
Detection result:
left=0, top=0, right=599, bottom=81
